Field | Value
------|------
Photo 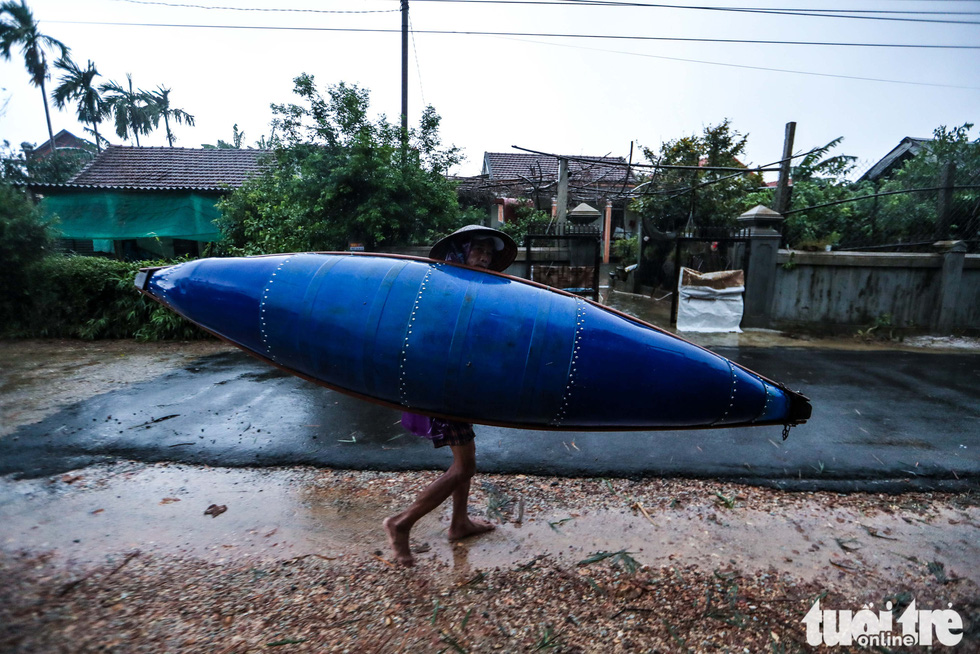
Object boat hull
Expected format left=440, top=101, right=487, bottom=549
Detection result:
left=136, top=253, right=810, bottom=431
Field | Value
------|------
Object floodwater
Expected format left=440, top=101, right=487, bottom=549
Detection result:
left=3, top=463, right=977, bottom=590
left=3, top=297, right=979, bottom=588
left=2, top=293, right=976, bottom=439
left=597, top=285, right=980, bottom=352
left=0, top=339, right=233, bottom=437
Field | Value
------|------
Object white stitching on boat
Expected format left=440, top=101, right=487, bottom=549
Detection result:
left=400, top=265, right=435, bottom=407
left=259, top=257, right=291, bottom=363
left=552, top=299, right=586, bottom=426
left=713, top=360, right=738, bottom=426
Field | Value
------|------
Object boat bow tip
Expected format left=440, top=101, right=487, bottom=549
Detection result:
left=786, top=390, right=812, bottom=426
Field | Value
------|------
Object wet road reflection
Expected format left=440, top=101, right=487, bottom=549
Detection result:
left=4, top=463, right=978, bottom=590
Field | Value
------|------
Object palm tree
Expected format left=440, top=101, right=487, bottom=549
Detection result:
left=143, top=85, right=194, bottom=147
left=101, top=74, right=153, bottom=146
left=51, top=56, right=105, bottom=152
left=0, top=0, right=68, bottom=148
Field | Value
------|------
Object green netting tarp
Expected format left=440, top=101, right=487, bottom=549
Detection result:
left=41, top=190, right=224, bottom=242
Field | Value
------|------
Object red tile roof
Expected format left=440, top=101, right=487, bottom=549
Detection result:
left=62, top=146, right=270, bottom=191
left=31, top=129, right=96, bottom=158
left=483, top=152, right=635, bottom=186
left=698, top=156, right=746, bottom=168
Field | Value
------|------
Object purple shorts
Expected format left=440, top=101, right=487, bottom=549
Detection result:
left=429, top=418, right=476, bottom=449
left=401, top=412, right=475, bottom=448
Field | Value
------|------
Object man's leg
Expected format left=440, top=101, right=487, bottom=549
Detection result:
left=448, top=442, right=495, bottom=541
left=384, top=442, right=478, bottom=566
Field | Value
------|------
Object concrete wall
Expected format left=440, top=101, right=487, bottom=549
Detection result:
left=955, top=263, right=980, bottom=328
left=772, top=250, right=980, bottom=332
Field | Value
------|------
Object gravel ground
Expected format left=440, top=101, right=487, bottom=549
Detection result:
left=1, top=550, right=836, bottom=653
left=2, top=339, right=979, bottom=652
left=2, top=467, right=978, bottom=653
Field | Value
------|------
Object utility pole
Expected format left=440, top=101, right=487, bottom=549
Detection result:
left=556, top=157, right=569, bottom=222
left=773, top=121, right=796, bottom=215
left=935, top=161, right=956, bottom=241
left=401, top=0, right=409, bottom=150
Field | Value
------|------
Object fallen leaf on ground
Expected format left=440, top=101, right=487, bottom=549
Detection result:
left=204, top=504, right=227, bottom=517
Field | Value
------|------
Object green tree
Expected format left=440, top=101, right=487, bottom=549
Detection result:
left=0, top=0, right=68, bottom=148
left=143, top=85, right=195, bottom=146
left=101, top=74, right=154, bottom=146
left=1, top=138, right=92, bottom=183
left=498, top=202, right=549, bottom=243
left=202, top=123, right=245, bottom=149
left=743, top=137, right=862, bottom=248
left=216, top=74, right=467, bottom=254
left=875, top=123, right=979, bottom=245
left=51, top=56, right=106, bottom=152
left=630, top=120, right=763, bottom=233
left=0, top=182, right=53, bottom=321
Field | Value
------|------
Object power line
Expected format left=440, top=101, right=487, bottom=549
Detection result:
left=47, top=20, right=980, bottom=49
left=409, top=15, right=426, bottom=107
left=492, top=34, right=980, bottom=90
left=783, top=185, right=980, bottom=216
left=511, top=145, right=785, bottom=172
left=108, top=0, right=399, bottom=13
left=106, top=0, right=980, bottom=25
left=414, top=0, right=980, bottom=25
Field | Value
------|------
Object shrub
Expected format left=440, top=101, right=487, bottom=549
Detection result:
left=499, top=203, right=550, bottom=243
left=3, top=255, right=207, bottom=341
left=612, top=236, right=638, bottom=262
left=0, top=183, right=54, bottom=319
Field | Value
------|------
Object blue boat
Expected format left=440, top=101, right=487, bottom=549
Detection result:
left=136, top=253, right=810, bottom=431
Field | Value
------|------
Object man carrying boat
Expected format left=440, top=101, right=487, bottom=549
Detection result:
left=384, top=225, right=518, bottom=567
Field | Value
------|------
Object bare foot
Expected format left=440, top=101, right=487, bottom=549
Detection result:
left=448, top=517, right=496, bottom=541
left=383, top=516, right=415, bottom=567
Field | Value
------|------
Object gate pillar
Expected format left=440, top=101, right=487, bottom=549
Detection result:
left=935, top=239, right=967, bottom=334
left=738, top=205, right=784, bottom=328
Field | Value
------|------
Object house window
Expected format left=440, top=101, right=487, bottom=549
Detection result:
left=53, top=239, right=96, bottom=255
left=173, top=239, right=201, bottom=257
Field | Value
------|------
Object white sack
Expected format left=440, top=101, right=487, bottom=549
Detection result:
left=676, top=267, right=745, bottom=333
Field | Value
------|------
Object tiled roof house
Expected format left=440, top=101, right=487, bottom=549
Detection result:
left=29, top=146, right=269, bottom=258
left=475, top=152, right=639, bottom=264
left=64, top=146, right=268, bottom=190
left=857, top=137, right=931, bottom=183
left=482, top=152, right=635, bottom=188
left=28, top=129, right=96, bottom=158
left=474, top=151, right=636, bottom=216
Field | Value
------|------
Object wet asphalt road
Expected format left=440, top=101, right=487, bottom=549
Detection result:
left=1, top=347, right=978, bottom=492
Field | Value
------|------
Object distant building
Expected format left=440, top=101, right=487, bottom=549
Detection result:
left=858, top=137, right=932, bottom=183
left=27, top=146, right=269, bottom=259
left=453, top=151, right=640, bottom=264
left=25, top=129, right=97, bottom=159
left=455, top=150, right=635, bottom=226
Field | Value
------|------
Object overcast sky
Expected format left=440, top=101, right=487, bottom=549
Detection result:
left=1, top=0, right=978, bottom=179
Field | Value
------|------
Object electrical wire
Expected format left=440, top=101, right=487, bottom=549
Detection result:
left=491, top=34, right=980, bottom=90
left=107, top=0, right=399, bottom=13
left=47, top=20, right=980, bottom=49
left=108, top=0, right=980, bottom=21
left=782, top=185, right=980, bottom=215
left=409, top=15, right=426, bottom=107
left=414, top=0, right=980, bottom=25
left=512, top=144, right=844, bottom=173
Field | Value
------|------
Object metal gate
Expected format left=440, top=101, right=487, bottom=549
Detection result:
left=669, top=226, right=751, bottom=326
left=523, top=222, right=601, bottom=301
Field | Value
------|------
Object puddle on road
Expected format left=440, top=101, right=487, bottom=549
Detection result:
left=0, top=340, right=233, bottom=437
left=2, top=463, right=977, bottom=590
